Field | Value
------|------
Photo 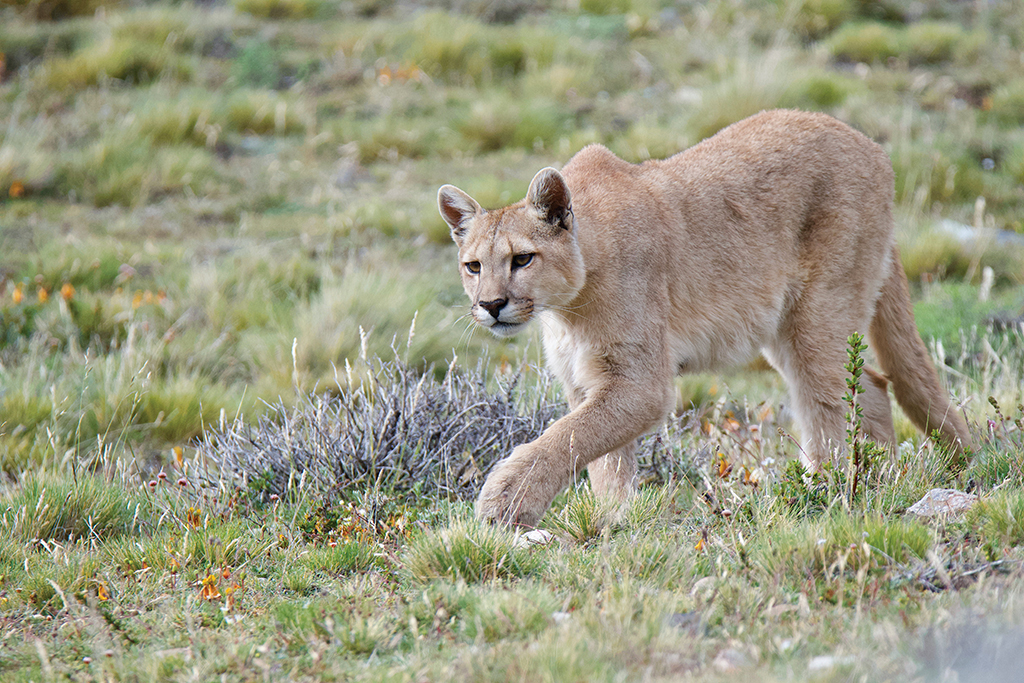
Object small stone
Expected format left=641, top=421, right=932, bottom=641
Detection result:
left=906, top=489, right=978, bottom=519
left=808, top=654, right=854, bottom=672
left=712, top=648, right=752, bottom=673
left=665, top=611, right=702, bottom=635
left=514, top=529, right=554, bottom=549
left=690, top=576, right=717, bottom=601
left=552, top=611, right=571, bottom=624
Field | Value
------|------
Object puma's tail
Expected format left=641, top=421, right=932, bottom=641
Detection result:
left=869, top=245, right=972, bottom=464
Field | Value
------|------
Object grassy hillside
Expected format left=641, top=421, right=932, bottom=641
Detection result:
left=2, top=0, right=1024, bottom=679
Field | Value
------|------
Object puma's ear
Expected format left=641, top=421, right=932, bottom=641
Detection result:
left=438, top=184, right=483, bottom=245
left=527, top=167, right=573, bottom=230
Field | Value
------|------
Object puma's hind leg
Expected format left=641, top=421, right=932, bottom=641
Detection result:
left=587, top=441, right=638, bottom=503
left=766, top=291, right=896, bottom=467
left=858, top=367, right=896, bottom=448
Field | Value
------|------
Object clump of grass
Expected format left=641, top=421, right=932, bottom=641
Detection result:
left=0, top=471, right=151, bottom=543
left=460, top=94, right=569, bottom=153
left=41, top=37, right=193, bottom=90
left=988, top=79, right=1024, bottom=127
left=233, top=0, right=327, bottom=20
left=827, top=21, right=903, bottom=63
left=546, top=485, right=614, bottom=543
left=786, top=0, right=854, bottom=40
left=0, top=18, right=92, bottom=71
left=404, top=517, right=540, bottom=583
left=969, top=489, right=1024, bottom=548
left=686, top=45, right=790, bottom=141
left=5, top=0, right=115, bottom=21
left=55, top=138, right=222, bottom=207
left=905, top=21, right=980, bottom=65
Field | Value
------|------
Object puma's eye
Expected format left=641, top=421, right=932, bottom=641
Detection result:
left=511, top=253, right=534, bottom=269
left=464, top=261, right=481, bottom=275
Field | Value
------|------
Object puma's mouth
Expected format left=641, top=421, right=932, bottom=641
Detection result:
left=485, top=320, right=529, bottom=337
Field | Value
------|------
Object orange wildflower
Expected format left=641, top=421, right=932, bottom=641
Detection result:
left=37, top=287, right=48, bottom=303
left=9, top=181, right=24, bottom=199
left=199, top=574, right=221, bottom=600
left=12, top=284, right=23, bottom=304
left=60, top=283, right=75, bottom=301
left=717, top=453, right=732, bottom=480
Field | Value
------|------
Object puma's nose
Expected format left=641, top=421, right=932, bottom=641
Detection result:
left=478, top=298, right=508, bottom=319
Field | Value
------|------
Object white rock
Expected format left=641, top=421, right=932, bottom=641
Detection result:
left=808, top=654, right=854, bottom=672
left=514, top=529, right=554, bottom=549
left=906, top=489, right=978, bottom=519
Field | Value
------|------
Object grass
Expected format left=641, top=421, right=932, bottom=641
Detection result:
left=2, top=0, right=1024, bottom=678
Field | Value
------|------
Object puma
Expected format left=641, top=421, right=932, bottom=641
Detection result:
left=438, top=109, right=971, bottom=527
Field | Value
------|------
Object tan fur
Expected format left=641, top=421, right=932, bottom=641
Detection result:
left=438, top=109, right=972, bottom=527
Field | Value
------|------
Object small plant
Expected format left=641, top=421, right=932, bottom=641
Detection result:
left=843, top=331, right=885, bottom=501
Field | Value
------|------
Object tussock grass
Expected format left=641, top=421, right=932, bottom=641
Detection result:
left=546, top=484, right=616, bottom=543
left=404, top=517, right=540, bottom=583
left=0, top=471, right=150, bottom=543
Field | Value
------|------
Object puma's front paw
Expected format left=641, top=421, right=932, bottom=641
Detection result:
left=475, top=446, right=564, bottom=527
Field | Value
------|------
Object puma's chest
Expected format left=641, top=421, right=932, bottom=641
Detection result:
left=538, top=312, right=604, bottom=394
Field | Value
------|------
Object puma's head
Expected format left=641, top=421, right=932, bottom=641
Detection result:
left=438, top=167, right=586, bottom=337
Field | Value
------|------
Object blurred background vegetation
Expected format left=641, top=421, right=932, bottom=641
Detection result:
left=2, top=0, right=1024, bottom=473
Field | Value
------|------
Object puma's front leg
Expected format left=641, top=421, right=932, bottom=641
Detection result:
left=475, top=379, right=673, bottom=526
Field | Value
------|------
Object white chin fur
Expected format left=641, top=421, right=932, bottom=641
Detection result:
left=485, top=321, right=528, bottom=338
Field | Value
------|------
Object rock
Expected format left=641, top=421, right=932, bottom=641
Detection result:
left=808, top=654, right=854, bottom=672
left=514, top=529, right=554, bottom=549
left=690, top=576, right=716, bottom=601
left=906, top=489, right=978, bottom=519
left=551, top=611, right=571, bottom=625
left=712, top=647, right=754, bottom=673
left=665, top=611, right=702, bottom=636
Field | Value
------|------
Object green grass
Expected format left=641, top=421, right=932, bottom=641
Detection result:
left=2, top=0, right=1024, bottom=678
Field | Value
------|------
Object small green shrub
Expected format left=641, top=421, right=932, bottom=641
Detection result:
left=232, top=41, right=283, bottom=89
left=827, top=22, right=904, bottom=63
